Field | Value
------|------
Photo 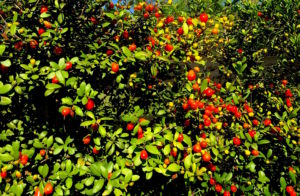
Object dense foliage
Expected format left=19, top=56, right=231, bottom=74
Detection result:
left=0, top=0, right=299, bottom=195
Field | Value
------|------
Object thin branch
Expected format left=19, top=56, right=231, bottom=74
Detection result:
left=0, top=14, right=7, bottom=25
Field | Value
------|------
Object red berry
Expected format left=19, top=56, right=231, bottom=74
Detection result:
left=109, top=2, right=114, bottom=9
left=178, top=16, right=184, bottom=23
left=199, top=13, right=208, bottom=23
left=44, top=182, right=53, bottom=195
left=285, top=89, right=293, bottom=97
left=38, top=28, right=45, bottom=35
left=193, top=143, right=202, bottom=153
left=204, top=119, right=211, bottom=127
left=187, top=17, right=193, bottom=25
left=20, top=154, right=28, bottom=165
left=248, top=130, right=256, bottom=138
left=53, top=46, right=63, bottom=55
left=129, top=43, right=136, bottom=51
left=83, top=135, right=91, bottom=145
left=200, top=141, right=208, bottom=148
left=252, top=119, right=259, bottom=126
left=177, top=27, right=183, bottom=35
left=61, top=107, right=71, bottom=117
left=85, top=99, right=95, bottom=110
left=143, top=12, right=149, bottom=19
left=203, top=87, right=215, bottom=98
left=126, top=123, right=134, bottom=131
left=111, top=62, right=119, bottom=73
left=123, top=30, right=129, bottom=39
left=177, top=134, right=184, bottom=142
left=165, top=44, right=173, bottom=52
left=40, top=149, right=46, bottom=156
left=34, top=187, right=42, bottom=196
left=106, top=49, right=114, bottom=56
left=202, top=152, right=211, bottom=162
left=257, top=11, right=263, bottom=17
left=215, top=184, right=222, bottom=192
left=93, top=147, right=100, bottom=154
left=286, top=186, right=294, bottom=194
left=264, top=119, right=271, bottom=126
left=233, top=137, right=241, bottom=146
left=223, top=191, right=230, bottom=196
left=231, top=185, right=237, bottom=193
left=209, top=178, right=216, bottom=185
left=140, top=150, right=148, bottom=160
left=65, top=62, right=72, bottom=70
left=30, top=40, right=38, bottom=49
left=1, top=170, right=7, bottom=179
left=251, top=149, right=259, bottom=156
left=40, top=5, right=48, bottom=14
left=187, top=70, right=196, bottom=81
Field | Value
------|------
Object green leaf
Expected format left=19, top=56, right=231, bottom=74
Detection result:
left=140, top=120, right=150, bottom=126
left=80, top=120, right=94, bottom=127
left=225, top=172, right=233, bottom=181
left=212, top=147, right=219, bottom=156
left=46, top=83, right=61, bottom=90
left=105, top=13, right=116, bottom=19
left=90, top=162, right=102, bottom=177
left=246, top=161, right=256, bottom=173
left=184, top=154, right=192, bottom=170
left=114, top=189, right=123, bottom=196
left=53, top=146, right=63, bottom=155
left=167, top=163, right=180, bottom=172
left=85, top=176, right=95, bottom=186
left=183, top=22, right=189, bottom=35
left=40, top=12, right=51, bottom=18
left=145, top=145, right=161, bottom=155
left=135, top=51, right=149, bottom=61
left=39, top=164, right=49, bottom=178
left=55, top=137, right=64, bottom=144
left=131, top=175, right=140, bottom=181
left=0, top=153, right=14, bottom=162
left=258, top=140, right=270, bottom=145
left=232, top=93, right=239, bottom=104
left=289, top=171, right=296, bottom=184
left=266, top=149, right=272, bottom=159
left=98, top=125, right=106, bottom=138
left=1, top=59, right=11, bottom=67
left=74, top=106, right=84, bottom=117
left=183, top=134, right=192, bottom=146
left=47, top=136, right=54, bottom=148
left=58, top=13, right=64, bottom=24
left=66, top=178, right=73, bottom=189
left=122, top=46, right=132, bottom=57
left=201, top=79, right=208, bottom=93
left=10, top=24, right=16, bottom=36
left=102, top=22, right=110, bottom=28
left=56, top=71, right=65, bottom=84
left=62, top=97, right=73, bottom=105
left=0, top=84, right=12, bottom=95
left=33, top=141, right=44, bottom=148
left=86, top=111, right=95, bottom=119
left=75, top=182, right=84, bottom=190
left=14, top=86, right=22, bottom=94
left=258, top=171, right=270, bottom=183
left=123, top=168, right=133, bottom=183
left=44, top=89, right=54, bottom=96
left=0, top=96, right=12, bottom=105
left=157, top=110, right=166, bottom=116
left=0, top=45, right=6, bottom=56
left=93, top=179, right=104, bottom=194
left=280, top=177, right=286, bottom=191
